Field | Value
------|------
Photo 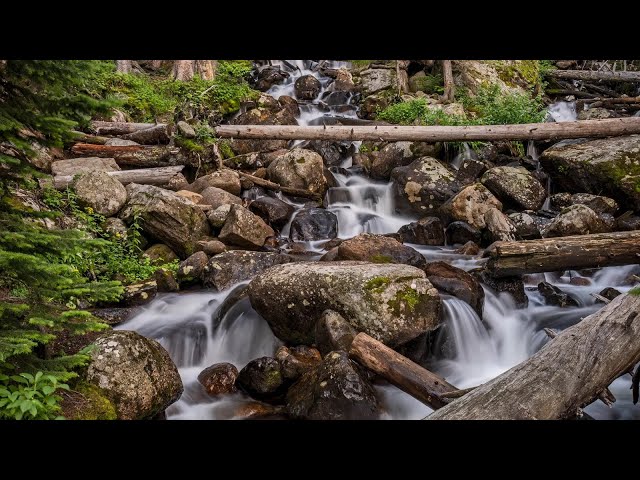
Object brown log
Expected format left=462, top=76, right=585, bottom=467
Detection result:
left=70, top=143, right=186, bottom=168
left=215, top=117, right=640, bottom=142
left=91, top=121, right=166, bottom=136
left=485, top=231, right=640, bottom=278
left=69, top=131, right=109, bottom=145
left=236, top=171, right=322, bottom=201
left=545, top=89, right=599, bottom=98
left=580, top=96, right=640, bottom=105
left=52, top=166, right=184, bottom=189
left=546, top=69, right=640, bottom=83
left=349, top=332, right=458, bottom=410
left=442, top=60, right=455, bottom=102
left=120, top=124, right=170, bottom=145
left=427, top=293, right=640, bottom=419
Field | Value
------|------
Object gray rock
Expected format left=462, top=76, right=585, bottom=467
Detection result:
left=366, top=141, right=417, bottom=180
left=143, top=244, right=179, bottom=266
left=249, top=196, right=295, bottom=229
left=199, top=187, right=242, bottom=210
left=91, top=307, right=133, bottom=326
left=120, top=281, right=157, bottom=307
left=397, top=217, right=445, bottom=246
left=445, top=221, right=482, bottom=245
left=187, top=170, right=241, bottom=196
left=542, top=204, right=607, bottom=238
left=509, top=212, right=548, bottom=240
left=481, top=166, right=546, bottom=211
left=294, top=75, right=321, bottom=100
left=202, top=250, right=292, bottom=291
left=484, top=208, right=517, bottom=243
left=267, top=148, right=328, bottom=196
left=177, top=251, right=209, bottom=284
left=328, top=233, right=426, bottom=268
left=196, top=239, right=226, bottom=255
left=207, top=204, right=232, bottom=228
left=104, top=217, right=128, bottom=239
left=104, top=138, right=139, bottom=146
left=550, top=193, right=619, bottom=216
left=315, top=310, right=357, bottom=356
left=424, top=261, right=484, bottom=317
left=73, top=171, right=127, bottom=216
left=236, top=357, right=284, bottom=401
left=177, top=120, right=196, bottom=138
left=359, top=68, right=395, bottom=95
left=51, top=157, right=119, bottom=177
left=538, top=282, right=579, bottom=307
left=290, top=208, right=338, bottom=241
left=218, top=205, right=275, bottom=249
left=441, top=183, right=503, bottom=230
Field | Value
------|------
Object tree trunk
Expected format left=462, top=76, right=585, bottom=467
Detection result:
left=173, top=60, right=196, bottom=81
left=215, top=117, right=640, bottom=142
left=546, top=69, right=640, bottom=83
left=70, top=143, right=186, bottom=168
left=485, top=231, right=640, bottom=278
left=52, top=166, right=185, bottom=189
left=427, top=293, right=640, bottom=419
left=120, top=124, right=170, bottom=145
left=396, top=60, right=410, bottom=95
left=69, top=131, right=109, bottom=145
left=196, top=60, right=217, bottom=81
left=116, top=60, right=132, bottom=74
left=349, top=332, right=458, bottom=410
left=235, top=170, right=322, bottom=201
left=442, top=60, right=455, bottom=102
left=91, top=121, right=164, bottom=136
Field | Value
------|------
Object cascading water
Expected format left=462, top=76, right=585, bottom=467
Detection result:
left=118, top=61, right=639, bottom=420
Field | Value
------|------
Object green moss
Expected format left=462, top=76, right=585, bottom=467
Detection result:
left=370, top=254, right=394, bottom=264
left=490, top=60, right=543, bottom=88
left=218, top=140, right=235, bottom=159
left=69, top=381, right=117, bottom=420
left=630, top=287, right=640, bottom=295
left=364, top=276, right=391, bottom=294
left=296, top=157, right=306, bottom=164
left=387, top=286, right=421, bottom=314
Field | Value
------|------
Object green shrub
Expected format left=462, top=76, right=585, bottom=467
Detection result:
left=463, top=83, right=545, bottom=125
left=0, top=372, right=69, bottom=420
left=377, top=99, right=468, bottom=126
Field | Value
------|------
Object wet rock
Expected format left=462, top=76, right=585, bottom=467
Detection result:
left=120, top=184, right=210, bottom=258
left=154, top=268, right=179, bottom=292
left=120, top=281, right=157, bottom=307
left=286, top=350, right=378, bottom=420
left=199, top=187, right=242, bottom=210
left=598, top=287, right=622, bottom=302
left=397, top=217, right=445, bottom=246
left=177, top=251, right=208, bottom=285
left=197, top=363, right=238, bottom=396
left=484, top=208, right=517, bottom=243
left=267, top=148, right=328, bottom=196
left=367, top=142, right=417, bottom=180
left=539, top=135, right=640, bottom=211
left=91, top=307, right=133, bottom=326
left=569, top=276, right=591, bottom=286
left=542, top=204, right=607, bottom=238
left=275, top=345, right=322, bottom=381
left=481, top=166, right=546, bottom=211
left=207, top=204, right=232, bottom=229
left=143, top=244, right=179, bottom=266
left=236, top=357, right=284, bottom=402
left=229, top=106, right=294, bottom=156
left=202, top=250, right=292, bottom=291
left=290, top=208, right=338, bottom=241
left=455, top=241, right=481, bottom=255
left=177, top=121, right=196, bottom=138
left=424, top=261, right=484, bottom=316
left=332, top=68, right=355, bottom=92
left=175, top=190, right=203, bottom=204
left=358, top=93, right=390, bottom=120
left=278, top=95, right=300, bottom=117
left=441, top=183, right=502, bottom=230
left=391, top=157, right=461, bottom=214
left=304, top=139, right=352, bottom=167
left=85, top=331, right=183, bottom=420
left=248, top=262, right=441, bottom=347
left=508, top=212, right=548, bottom=240
left=72, top=171, right=127, bottom=216
left=617, top=214, right=640, bottom=231
left=329, top=233, right=426, bottom=268
left=475, top=271, right=528, bottom=308
left=577, top=107, right=619, bottom=120
left=314, top=310, right=357, bottom=356
left=359, top=68, right=395, bottom=95
left=196, top=239, right=226, bottom=256
left=294, top=75, right=321, bottom=100
left=187, top=170, right=241, bottom=196
left=255, top=66, right=289, bottom=91
left=445, top=221, right=482, bottom=245
left=538, top=282, right=579, bottom=307
left=249, top=196, right=295, bottom=229
left=218, top=205, right=275, bottom=249
left=232, top=401, right=284, bottom=419
left=456, top=159, right=488, bottom=184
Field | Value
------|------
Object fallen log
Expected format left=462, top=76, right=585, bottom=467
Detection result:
left=215, top=117, right=640, bottom=142
left=91, top=121, right=166, bottom=136
left=70, top=143, right=186, bottom=168
left=236, top=171, right=322, bottom=201
left=427, top=293, right=640, bottom=419
left=545, top=89, right=599, bottom=98
left=580, top=96, right=640, bottom=105
left=485, top=231, right=640, bottom=278
left=546, top=70, right=640, bottom=83
left=349, top=332, right=458, bottom=410
left=52, top=166, right=184, bottom=189
left=120, top=124, right=170, bottom=145
left=69, top=131, right=109, bottom=145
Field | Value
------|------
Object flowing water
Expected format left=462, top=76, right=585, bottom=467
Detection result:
left=117, top=62, right=639, bottom=420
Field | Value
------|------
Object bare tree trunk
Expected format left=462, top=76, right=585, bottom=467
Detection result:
left=52, top=166, right=185, bottom=189
left=396, top=60, right=410, bottom=95
left=196, top=60, right=217, bottom=81
left=442, top=60, right=455, bottom=102
left=173, top=60, right=196, bottom=81
left=116, top=60, right=132, bottom=74
left=547, top=69, right=640, bottom=83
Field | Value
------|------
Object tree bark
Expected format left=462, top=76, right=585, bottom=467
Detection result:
left=215, top=117, right=640, bottom=142
left=349, top=332, right=458, bottom=410
left=116, top=60, right=132, bottom=74
left=396, top=60, right=410, bottom=95
left=52, top=166, right=185, bottom=190
left=485, top=231, right=640, bottom=278
left=69, top=131, right=109, bottom=145
left=546, top=69, right=640, bottom=83
left=442, top=60, right=455, bottom=102
left=70, top=143, right=186, bottom=168
left=236, top=170, right=322, bottom=201
left=173, top=60, right=196, bottom=81
left=427, top=293, right=640, bottom=419
left=196, top=60, right=217, bottom=81
left=91, top=121, right=164, bottom=136
left=120, top=124, right=170, bottom=145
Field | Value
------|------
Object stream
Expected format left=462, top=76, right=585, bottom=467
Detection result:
left=117, top=61, right=639, bottom=420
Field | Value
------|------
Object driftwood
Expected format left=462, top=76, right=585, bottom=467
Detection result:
left=546, top=70, right=640, bottom=83
left=485, top=231, right=640, bottom=278
left=120, top=124, right=170, bottom=145
left=91, top=121, right=166, bottom=136
left=70, top=143, right=186, bottom=168
left=427, top=293, right=640, bottom=419
left=215, top=118, right=640, bottom=142
left=52, top=166, right=185, bottom=189
left=349, top=332, right=458, bottom=410
left=236, top=171, right=322, bottom=201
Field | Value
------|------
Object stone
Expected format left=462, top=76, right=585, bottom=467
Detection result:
left=236, top=357, right=284, bottom=401
left=154, top=268, right=179, bottom=292
left=286, top=351, right=378, bottom=420
left=367, top=141, right=417, bottom=180
left=617, top=214, right=640, bottom=231
left=104, top=138, right=139, bottom=146
left=484, top=208, right=517, bottom=243
left=455, top=241, right=481, bottom=255
left=542, top=204, right=607, bottom=238
left=508, top=212, right=549, bottom=240
left=456, top=159, right=488, bottom=184
left=248, top=262, right=441, bottom=347
left=577, top=107, right=619, bottom=120
left=229, top=106, right=294, bottom=156
left=175, top=190, right=203, bottom=204
left=551, top=193, right=619, bottom=216
left=249, top=196, right=295, bottom=229
left=72, top=171, right=127, bottom=216
left=187, top=170, right=241, bottom=196
left=446, top=221, right=482, bottom=246
left=423, top=261, right=484, bottom=316
left=143, top=244, right=179, bottom=266
left=120, top=281, right=157, bottom=307
left=329, top=233, right=426, bottom=268
left=475, top=271, right=528, bottom=308
left=177, top=120, right=196, bottom=138
left=51, top=157, right=119, bottom=177
left=359, top=68, right=395, bottom=95
left=255, top=66, right=289, bottom=91
left=196, top=239, right=226, bottom=255
left=314, top=310, right=357, bottom=356
left=294, top=74, right=321, bottom=100
left=289, top=208, right=338, bottom=241
left=207, top=204, right=232, bottom=228
left=218, top=205, right=275, bottom=249
left=120, top=184, right=210, bottom=258
left=91, top=307, right=133, bottom=326
left=538, top=282, right=579, bottom=307
left=199, top=187, right=242, bottom=210
left=177, top=251, right=209, bottom=284
left=267, top=148, right=328, bottom=196
left=358, top=93, right=390, bottom=120
left=598, top=287, right=622, bottom=302
left=275, top=346, right=322, bottom=382
left=202, top=250, right=292, bottom=291
left=397, top=217, right=445, bottom=246
left=85, top=331, right=183, bottom=420
left=481, top=166, right=546, bottom=211
left=441, top=183, right=503, bottom=230
left=104, top=217, right=128, bottom=239
left=197, top=363, right=238, bottom=396
left=332, top=68, right=355, bottom=92
left=304, top=139, right=352, bottom=167
left=232, top=402, right=284, bottom=419
left=166, top=173, right=189, bottom=191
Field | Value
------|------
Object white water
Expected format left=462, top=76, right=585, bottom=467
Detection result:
left=547, top=101, right=577, bottom=122
left=118, top=63, right=639, bottom=420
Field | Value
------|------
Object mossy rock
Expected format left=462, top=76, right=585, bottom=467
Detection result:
left=60, top=381, right=117, bottom=420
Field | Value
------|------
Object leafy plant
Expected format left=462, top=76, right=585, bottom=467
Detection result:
left=0, top=371, right=69, bottom=420
left=463, top=83, right=545, bottom=125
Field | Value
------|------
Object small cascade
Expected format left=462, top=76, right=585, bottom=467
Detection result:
left=450, top=142, right=477, bottom=170
left=528, top=140, right=552, bottom=210
left=547, top=101, right=577, bottom=122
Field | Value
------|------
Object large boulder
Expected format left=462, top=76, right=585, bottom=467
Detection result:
left=249, top=196, right=295, bottom=229
left=143, top=243, right=179, bottom=266
left=199, top=187, right=242, bottom=210
left=120, top=184, right=210, bottom=258
left=290, top=208, right=338, bottom=241
left=365, top=142, right=418, bottom=180
left=218, top=205, right=275, bottom=249
left=314, top=310, right=357, bottom=356
left=481, top=166, right=546, bottom=211
left=255, top=65, right=289, bottom=91
left=445, top=221, right=482, bottom=245
left=397, top=217, right=445, bottom=246
left=286, top=350, right=378, bottom=420
left=509, top=212, right=548, bottom=240
left=484, top=208, right=517, bottom=243
left=248, top=262, right=441, bottom=347
left=294, top=75, right=321, bottom=100
left=550, top=192, right=618, bottom=216
left=85, top=331, right=183, bottom=420
left=328, top=233, right=426, bottom=268
left=541, top=204, right=607, bottom=238
left=359, top=68, right=395, bottom=95
left=391, top=157, right=461, bottom=214
left=267, top=148, right=328, bottom=196
left=202, top=250, right=292, bottom=291
left=441, top=183, right=502, bottom=230
left=229, top=105, right=295, bottom=155
left=423, top=261, right=484, bottom=316
left=539, top=135, right=640, bottom=210
left=72, top=171, right=127, bottom=216
left=187, top=170, right=241, bottom=196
